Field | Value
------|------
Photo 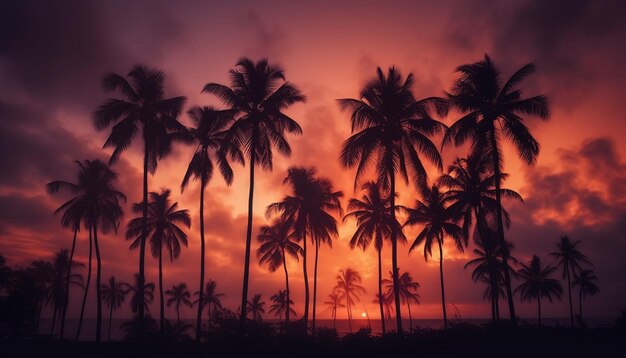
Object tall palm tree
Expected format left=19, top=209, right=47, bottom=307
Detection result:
left=344, top=181, right=404, bottom=334
left=247, top=294, right=266, bottom=321
left=549, top=236, right=592, bottom=327
left=193, top=279, right=224, bottom=333
left=324, top=293, right=345, bottom=330
left=338, top=66, right=447, bottom=332
left=444, top=55, right=549, bottom=322
left=94, top=65, right=187, bottom=327
left=334, top=268, right=366, bottom=333
left=125, top=273, right=155, bottom=315
left=181, top=106, right=242, bottom=340
left=101, top=276, right=128, bottom=341
left=47, top=249, right=84, bottom=336
left=203, top=58, right=305, bottom=331
left=383, top=271, right=420, bottom=331
left=572, top=270, right=599, bottom=323
left=269, top=290, right=296, bottom=323
left=404, top=184, right=464, bottom=329
left=165, top=283, right=192, bottom=323
left=126, top=189, right=191, bottom=334
left=515, top=255, right=562, bottom=325
left=257, top=217, right=302, bottom=324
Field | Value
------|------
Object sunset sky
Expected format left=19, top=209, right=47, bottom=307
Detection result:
left=1, top=0, right=625, bottom=322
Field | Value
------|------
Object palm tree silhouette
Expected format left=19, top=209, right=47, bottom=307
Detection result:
left=269, top=290, right=296, bottom=323
left=203, top=58, right=305, bottom=332
left=180, top=106, right=242, bottom=340
left=257, top=216, right=302, bottom=324
left=372, top=293, right=394, bottom=321
left=550, top=236, right=592, bottom=327
left=338, top=66, right=447, bottom=332
left=28, top=260, right=54, bottom=330
left=165, top=283, right=192, bottom=323
left=247, top=294, right=266, bottom=321
left=334, top=268, right=366, bottom=333
left=94, top=65, right=187, bottom=327
left=125, top=273, right=155, bottom=315
left=101, top=276, right=128, bottom=341
left=383, top=271, right=420, bottom=331
left=344, top=181, right=404, bottom=334
left=126, top=189, right=191, bottom=334
left=193, top=279, right=224, bottom=333
left=324, top=293, right=345, bottom=330
left=47, top=249, right=84, bottom=336
left=515, top=255, right=562, bottom=325
left=404, top=184, right=464, bottom=329
left=444, top=55, right=549, bottom=322
left=572, top=269, right=599, bottom=323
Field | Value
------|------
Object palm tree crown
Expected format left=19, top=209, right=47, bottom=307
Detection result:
left=247, top=294, right=266, bottom=321
left=165, top=283, right=192, bottom=323
left=515, top=255, right=562, bottom=324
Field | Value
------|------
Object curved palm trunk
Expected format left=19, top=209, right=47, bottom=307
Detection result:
left=60, top=228, right=78, bottom=339
left=302, top=233, right=310, bottom=333
left=50, top=306, right=58, bottom=335
left=239, top=144, right=256, bottom=333
left=76, top=225, right=93, bottom=341
left=332, top=308, right=336, bottom=330
left=137, top=142, right=150, bottom=338
left=489, top=129, right=516, bottom=323
left=390, top=174, right=403, bottom=333
left=347, top=297, right=352, bottom=333
left=537, top=296, right=542, bottom=325
left=93, top=224, right=103, bottom=342
left=207, top=302, right=212, bottom=333
left=566, top=265, right=574, bottom=327
left=196, top=178, right=206, bottom=341
left=282, top=249, right=290, bottom=324
left=438, top=238, right=448, bottom=329
left=407, top=300, right=413, bottom=332
left=312, top=239, right=320, bottom=334
left=377, top=248, right=386, bottom=335
left=108, top=303, right=114, bottom=341
left=158, top=245, right=165, bottom=334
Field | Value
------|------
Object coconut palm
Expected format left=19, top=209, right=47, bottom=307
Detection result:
left=125, top=273, right=155, bottom=315
left=101, top=276, right=128, bottom=341
left=126, top=189, right=191, bottom=334
left=344, top=181, right=404, bottom=334
left=27, top=260, right=54, bottom=330
left=247, top=294, right=266, bottom=321
left=165, top=283, right=192, bottom=323
left=324, top=293, right=345, bottom=330
left=403, top=184, right=464, bottom=329
left=338, top=66, right=447, bottom=332
left=257, top=217, right=302, bottom=324
left=444, top=55, right=549, bottom=322
left=193, top=279, right=224, bottom=333
left=180, top=106, right=242, bottom=340
left=515, top=255, right=562, bottom=325
left=572, top=270, right=599, bottom=323
left=373, top=293, right=394, bottom=321
left=203, top=58, right=305, bottom=331
left=94, top=65, right=187, bottom=327
left=269, top=290, right=296, bottom=322
left=383, top=271, right=420, bottom=331
left=549, top=236, right=592, bottom=327
left=47, top=249, right=84, bottom=336
left=334, top=268, right=366, bottom=333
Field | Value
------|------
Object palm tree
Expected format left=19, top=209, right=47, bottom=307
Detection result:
left=334, top=268, right=366, bottom=333
left=193, top=279, right=224, bottom=333
left=125, top=273, right=155, bottom=315
left=444, top=55, right=549, bottom=322
left=257, top=217, right=302, bottom=324
left=383, top=271, right=420, bottom=331
left=247, top=294, right=266, bottom=321
left=47, top=249, right=84, bottom=336
left=28, top=260, right=54, bottom=330
left=338, top=66, right=447, bottom=332
left=344, top=181, right=404, bottom=334
left=572, top=270, right=599, bottom=323
left=165, top=283, right=192, bottom=323
left=101, top=276, right=128, bottom=341
left=203, top=58, right=305, bottom=331
left=549, top=236, right=592, bottom=327
left=126, top=189, right=191, bottom=334
left=94, top=65, right=187, bottom=327
left=269, top=290, right=296, bottom=323
left=515, top=255, right=562, bottom=325
left=403, top=184, right=464, bottom=329
left=373, top=293, right=394, bottom=321
left=324, top=293, right=345, bottom=330
left=181, top=106, right=242, bottom=340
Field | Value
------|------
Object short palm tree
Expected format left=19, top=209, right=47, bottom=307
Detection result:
left=257, top=217, right=302, bottom=324
left=549, top=236, right=592, bottom=327
left=126, top=189, right=191, bottom=334
left=403, top=184, right=464, bottom=329
left=94, top=65, right=187, bottom=327
left=269, top=290, right=296, bottom=323
left=193, top=279, right=224, bottom=332
left=383, top=271, right=420, bottom=331
left=165, top=283, right=192, bottom=323
left=181, top=106, right=242, bottom=340
left=572, top=270, right=599, bottom=322
left=444, top=55, right=549, bottom=322
left=47, top=249, right=84, bottom=336
left=203, top=58, right=305, bottom=331
left=324, top=293, right=345, bottom=330
left=247, top=294, right=266, bottom=321
left=515, top=255, right=562, bottom=325
left=125, top=273, right=155, bottom=315
left=101, top=276, right=128, bottom=341
left=338, top=66, right=447, bottom=332
left=334, top=268, right=366, bottom=332
left=28, top=260, right=54, bottom=330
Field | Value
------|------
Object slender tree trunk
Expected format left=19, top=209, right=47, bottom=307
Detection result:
left=282, top=249, right=290, bottom=324
left=566, top=265, right=574, bottom=327
left=407, top=300, right=413, bottom=332
left=159, top=245, right=164, bottom=334
left=377, top=248, right=386, bottom=335
left=302, top=233, right=310, bottom=333
left=108, top=303, right=113, bottom=341
left=438, top=238, right=448, bottom=329
left=207, top=302, right=212, bottom=333
left=579, top=289, right=583, bottom=323
left=332, top=309, right=336, bottom=330
left=37, top=300, right=44, bottom=333
left=196, top=178, right=206, bottom=341
left=50, top=306, right=57, bottom=335
left=312, top=239, right=320, bottom=334
left=93, top=224, right=103, bottom=342
left=239, top=143, right=256, bottom=333
left=495, top=293, right=500, bottom=319
left=76, top=225, right=93, bottom=341
left=537, top=296, right=542, bottom=325
left=137, top=142, right=149, bottom=338
left=177, top=305, right=180, bottom=324
left=347, top=297, right=352, bottom=333
left=60, top=228, right=78, bottom=339
left=390, top=174, right=403, bottom=333
left=489, top=128, right=516, bottom=323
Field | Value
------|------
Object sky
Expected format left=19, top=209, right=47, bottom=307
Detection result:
left=1, top=0, right=625, bottom=322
